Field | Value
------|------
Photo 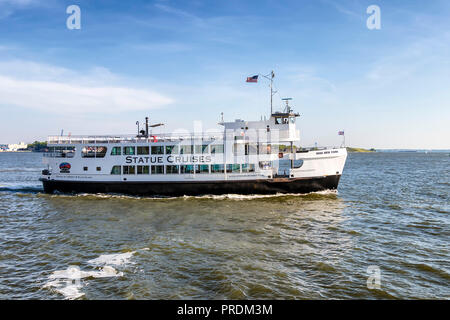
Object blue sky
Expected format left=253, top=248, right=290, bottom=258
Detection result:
left=0, top=0, right=449, bottom=148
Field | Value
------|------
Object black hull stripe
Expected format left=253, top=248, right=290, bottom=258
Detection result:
left=41, top=175, right=341, bottom=196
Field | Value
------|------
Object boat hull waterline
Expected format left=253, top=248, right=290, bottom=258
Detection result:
left=41, top=175, right=341, bottom=196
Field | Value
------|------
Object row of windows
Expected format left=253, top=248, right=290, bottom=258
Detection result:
left=111, top=145, right=224, bottom=156
left=56, top=143, right=282, bottom=158
left=82, top=144, right=279, bottom=157
left=60, top=143, right=283, bottom=158
left=275, top=117, right=296, bottom=125
left=111, top=164, right=255, bottom=175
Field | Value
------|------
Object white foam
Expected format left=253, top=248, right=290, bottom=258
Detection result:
left=43, top=250, right=143, bottom=299
left=44, top=265, right=125, bottom=299
left=182, top=190, right=338, bottom=200
left=43, top=279, right=85, bottom=300
left=47, top=190, right=337, bottom=200
left=88, top=251, right=136, bottom=266
left=48, top=265, right=123, bottom=280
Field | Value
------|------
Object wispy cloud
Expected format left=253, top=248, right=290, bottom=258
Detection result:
left=132, top=42, right=192, bottom=53
left=0, top=60, right=174, bottom=114
left=321, top=0, right=363, bottom=20
left=154, top=3, right=205, bottom=26
left=0, top=0, right=41, bottom=19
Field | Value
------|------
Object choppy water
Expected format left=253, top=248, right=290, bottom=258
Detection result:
left=0, top=152, right=448, bottom=299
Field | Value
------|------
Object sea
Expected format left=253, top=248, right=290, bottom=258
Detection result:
left=0, top=151, right=448, bottom=299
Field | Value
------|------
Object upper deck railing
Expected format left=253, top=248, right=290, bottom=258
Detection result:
left=47, top=132, right=226, bottom=145
left=47, top=128, right=299, bottom=145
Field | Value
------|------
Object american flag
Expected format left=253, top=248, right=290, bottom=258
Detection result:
left=246, top=75, right=258, bottom=83
left=338, top=130, right=345, bottom=135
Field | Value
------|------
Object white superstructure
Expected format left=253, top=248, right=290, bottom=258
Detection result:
left=40, top=74, right=347, bottom=196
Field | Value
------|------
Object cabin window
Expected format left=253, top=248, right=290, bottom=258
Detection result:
left=245, top=143, right=258, bottom=155
left=82, top=146, right=107, bottom=158
left=151, top=165, right=164, bottom=174
left=293, top=159, right=304, bottom=168
left=137, top=165, right=150, bottom=174
left=151, top=146, right=164, bottom=155
left=166, top=165, right=179, bottom=174
left=258, top=143, right=271, bottom=155
left=124, top=146, right=135, bottom=155
left=122, top=166, right=135, bottom=174
left=232, top=144, right=242, bottom=156
left=180, top=165, right=194, bottom=174
left=111, top=146, right=121, bottom=156
left=180, top=145, right=193, bottom=154
left=166, top=145, right=179, bottom=154
left=270, top=144, right=279, bottom=154
left=47, top=146, right=76, bottom=158
left=96, top=167, right=101, bottom=171
left=83, top=166, right=88, bottom=171
left=137, top=146, right=149, bottom=155
left=290, top=117, right=296, bottom=124
left=110, top=166, right=121, bottom=175
left=259, top=161, right=272, bottom=169
left=194, top=144, right=209, bottom=154
left=275, top=118, right=282, bottom=124
left=242, top=164, right=255, bottom=173
left=226, top=164, right=241, bottom=173
left=195, top=164, right=209, bottom=174
left=210, top=144, right=224, bottom=154
left=211, top=164, right=224, bottom=173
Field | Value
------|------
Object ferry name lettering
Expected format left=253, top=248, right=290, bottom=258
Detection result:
left=125, top=155, right=212, bottom=164
left=125, top=156, right=163, bottom=164
left=167, top=155, right=212, bottom=163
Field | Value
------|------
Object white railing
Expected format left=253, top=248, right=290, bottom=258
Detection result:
left=47, top=132, right=225, bottom=145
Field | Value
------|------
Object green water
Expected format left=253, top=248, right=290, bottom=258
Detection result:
left=0, top=152, right=448, bottom=299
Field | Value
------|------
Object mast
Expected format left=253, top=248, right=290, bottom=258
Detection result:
left=259, top=70, right=277, bottom=115
left=270, top=70, right=275, bottom=115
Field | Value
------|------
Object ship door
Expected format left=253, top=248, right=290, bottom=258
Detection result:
left=277, top=159, right=290, bottom=177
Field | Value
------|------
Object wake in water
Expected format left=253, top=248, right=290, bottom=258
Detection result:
left=46, top=189, right=338, bottom=201
left=0, top=184, right=43, bottom=193
left=43, top=248, right=149, bottom=299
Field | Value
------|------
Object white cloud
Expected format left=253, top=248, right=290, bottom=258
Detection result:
left=0, top=60, right=174, bottom=114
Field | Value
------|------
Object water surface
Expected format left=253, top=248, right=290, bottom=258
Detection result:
left=0, top=152, right=448, bottom=299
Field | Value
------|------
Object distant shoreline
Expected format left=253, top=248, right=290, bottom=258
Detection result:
left=346, top=147, right=375, bottom=153
left=346, top=148, right=450, bottom=153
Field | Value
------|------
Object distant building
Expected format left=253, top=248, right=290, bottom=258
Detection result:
left=0, top=144, right=8, bottom=151
left=7, top=142, right=28, bottom=151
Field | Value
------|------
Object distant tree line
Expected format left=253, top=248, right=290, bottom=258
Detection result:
left=27, top=141, right=48, bottom=152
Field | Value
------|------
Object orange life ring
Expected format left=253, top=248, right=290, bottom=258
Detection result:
left=149, top=135, right=158, bottom=143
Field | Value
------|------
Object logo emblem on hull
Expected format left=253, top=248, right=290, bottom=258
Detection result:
left=59, top=162, right=71, bottom=173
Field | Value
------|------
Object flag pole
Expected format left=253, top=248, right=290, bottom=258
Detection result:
left=260, top=70, right=276, bottom=116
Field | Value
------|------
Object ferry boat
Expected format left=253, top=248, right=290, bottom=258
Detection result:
left=40, top=74, right=347, bottom=196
